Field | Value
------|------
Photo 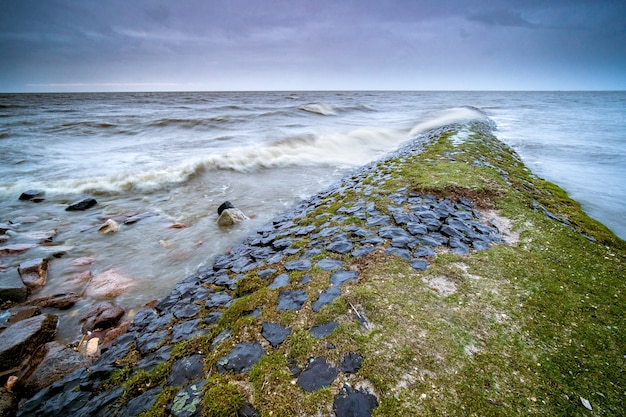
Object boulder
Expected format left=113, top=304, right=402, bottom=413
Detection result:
left=27, top=293, right=81, bottom=310
left=217, top=208, right=249, bottom=226
left=0, top=314, right=58, bottom=371
left=79, top=301, right=125, bottom=333
left=17, top=341, right=92, bottom=397
left=97, top=219, right=120, bottom=234
left=18, top=190, right=45, bottom=202
left=84, top=268, right=134, bottom=299
left=217, top=201, right=235, bottom=215
left=65, top=198, right=97, bottom=211
left=18, top=258, right=49, bottom=289
left=0, top=270, right=28, bottom=303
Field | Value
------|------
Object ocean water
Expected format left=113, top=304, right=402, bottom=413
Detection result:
left=1, top=91, right=624, bottom=342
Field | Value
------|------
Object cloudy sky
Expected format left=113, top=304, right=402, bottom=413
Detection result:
left=1, top=0, right=624, bottom=92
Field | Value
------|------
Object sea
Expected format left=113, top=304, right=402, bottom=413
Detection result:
left=1, top=91, right=624, bottom=342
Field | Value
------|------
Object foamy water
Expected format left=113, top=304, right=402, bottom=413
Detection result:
left=1, top=91, right=624, bottom=342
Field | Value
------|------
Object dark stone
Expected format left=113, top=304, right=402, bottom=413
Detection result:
left=360, top=236, right=384, bottom=246
left=28, top=293, right=81, bottom=310
left=384, top=248, right=411, bottom=262
left=312, top=287, right=341, bottom=312
left=168, top=379, right=206, bottom=417
left=136, top=330, right=168, bottom=355
left=79, top=301, right=125, bottom=333
left=210, top=330, right=232, bottom=351
left=118, top=386, right=162, bottom=416
left=302, top=247, right=323, bottom=258
left=316, top=258, right=344, bottom=271
left=171, top=319, right=207, bottom=343
left=268, top=273, right=290, bottom=290
left=294, top=225, right=316, bottom=236
left=0, top=313, right=58, bottom=371
left=473, top=240, right=491, bottom=251
left=238, top=403, right=261, bottom=417
left=317, top=226, right=341, bottom=238
left=172, top=301, right=202, bottom=319
left=299, top=275, right=313, bottom=285
left=65, top=198, right=97, bottom=211
left=326, top=240, right=353, bottom=254
left=168, top=354, right=206, bottom=385
left=406, top=222, right=428, bottom=236
left=123, top=211, right=159, bottom=225
left=414, top=246, right=436, bottom=257
left=297, top=357, right=339, bottom=392
left=19, top=189, right=46, bottom=201
left=257, top=268, right=276, bottom=279
left=378, top=226, right=410, bottom=240
left=366, top=215, right=391, bottom=227
left=272, top=237, right=295, bottom=250
left=217, top=341, right=264, bottom=374
left=440, top=224, right=465, bottom=239
left=284, top=259, right=312, bottom=271
left=217, top=201, right=235, bottom=215
left=410, top=260, right=429, bottom=270
left=137, top=345, right=173, bottom=371
left=261, top=322, right=291, bottom=347
left=330, top=270, right=358, bottom=287
left=339, top=353, right=364, bottom=373
left=277, top=290, right=308, bottom=311
left=333, top=384, right=378, bottom=417
left=352, top=245, right=376, bottom=257
left=310, top=322, right=338, bottom=339
left=204, top=311, right=223, bottom=325
left=205, top=291, right=233, bottom=308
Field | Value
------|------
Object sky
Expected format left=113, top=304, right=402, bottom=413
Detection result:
left=1, top=0, right=625, bottom=92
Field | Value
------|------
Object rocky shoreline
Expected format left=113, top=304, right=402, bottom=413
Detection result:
left=3, top=121, right=621, bottom=416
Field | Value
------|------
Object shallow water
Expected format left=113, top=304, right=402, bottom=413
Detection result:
left=1, top=91, right=624, bottom=342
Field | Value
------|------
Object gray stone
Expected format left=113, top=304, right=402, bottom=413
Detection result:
left=118, top=386, right=162, bottom=416
left=277, top=290, right=308, bottom=311
left=407, top=222, right=428, bottom=236
left=366, top=215, right=391, bottom=227
left=168, top=354, right=206, bottom=385
left=414, top=246, right=436, bottom=257
left=284, top=259, right=312, bottom=271
left=312, top=287, right=341, bottom=312
left=310, top=322, right=338, bottom=339
left=410, top=260, right=429, bottom=270
left=352, top=246, right=376, bottom=257
left=268, top=273, right=290, bottom=289
left=65, top=198, right=97, bottom=211
left=333, top=385, right=378, bottom=417
left=217, top=341, right=264, bottom=374
left=137, top=345, right=173, bottom=371
left=326, top=240, right=353, bottom=254
left=0, top=269, right=28, bottom=303
left=330, top=270, right=358, bottom=287
left=297, top=357, right=338, bottom=392
left=316, top=258, right=344, bottom=271
left=136, top=330, right=168, bottom=355
left=171, top=319, right=207, bottom=343
left=384, top=248, right=411, bottom=262
left=339, top=353, right=363, bottom=373
left=205, top=291, right=233, bottom=308
left=168, top=379, right=206, bottom=417
left=257, top=268, right=276, bottom=279
left=261, top=322, right=291, bottom=347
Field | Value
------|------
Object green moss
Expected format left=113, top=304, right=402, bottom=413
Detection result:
left=287, top=329, right=318, bottom=364
left=249, top=353, right=303, bottom=416
left=138, top=386, right=179, bottom=417
left=203, top=377, right=244, bottom=417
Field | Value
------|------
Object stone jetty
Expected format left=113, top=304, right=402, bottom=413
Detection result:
left=10, top=121, right=626, bottom=416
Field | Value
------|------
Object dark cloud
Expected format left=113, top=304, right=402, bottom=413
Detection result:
left=0, top=0, right=624, bottom=91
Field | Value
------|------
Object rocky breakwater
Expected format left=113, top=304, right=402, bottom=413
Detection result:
left=18, top=118, right=616, bottom=417
left=12, top=122, right=521, bottom=417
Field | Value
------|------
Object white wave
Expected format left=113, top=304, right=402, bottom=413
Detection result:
left=409, top=107, right=488, bottom=137
left=299, top=103, right=336, bottom=115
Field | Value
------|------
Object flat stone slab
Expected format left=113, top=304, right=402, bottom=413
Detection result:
left=217, top=341, right=264, bottom=374
left=316, top=258, right=345, bottom=271
left=339, top=353, right=364, bottom=373
left=310, top=321, right=339, bottom=339
left=312, top=287, right=341, bottom=312
left=261, top=322, right=291, bottom=347
left=330, top=270, right=358, bottom=287
left=326, top=240, right=354, bottom=254
left=284, top=259, right=312, bottom=271
left=277, top=289, right=308, bottom=311
left=0, top=314, right=58, bottom=371
left=268, top=273, right=290, bottom=289
left=297, top=357, right=338, bottom=392
left=333, top=385, right=378, bottom=417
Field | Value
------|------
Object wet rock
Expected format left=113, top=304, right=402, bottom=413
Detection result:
left=217, top=341, right=264, bottom=374
left=284, top=259, right=311, bottom=271
left=171, top=319, right=207, bottom=343
left=19, top=190, right=45, bottom=202
left=84, top=268, right=134, bottom=299
left=333, top=384, right=378, bottom=417
left=217, top=208, right=249, bottom=226
left=261, top=322, right=291, bottom=347
left=65, top=198, right=97, bottom=211
left=19, top=342, right=92, bottom=397
left=123, top=211, right=159, bottom=225
left=0, top=243, right=37, bottom=256
left=0, top=269, right=28, bottom=303
left=27, top=293, right=81, bottom=310
left=312, top=287, right=341, bottom=312
left=18, top=258, right=49, bottom=289
left=277, top=289, right=308, bottom=311
left=79, top=301, right=125, bottom=333
left=297, top=357, right=338, bottom=392
left=136, top=345, right=173, bottom=371
left=136, top=330, right=169, bottom=355
left=118, top=386, right=162, bottom=416
left=217, top=201, right=235, bottom=215
left=168, top=354, right=205, bottom=386
left=310, top=322, right=338, bottom=339
left=0, top=313, right=58, bottom=371
left=97, top=219, right=120, bottom=234
left=339, top=353, right=363, bottom=373
left=21, top=230, right=57, bottom=243
left=1, top=306, right=40, bottom=328
left=316, top=258, right=344, bottom=271
left=330, top=270, right=358, bottom=288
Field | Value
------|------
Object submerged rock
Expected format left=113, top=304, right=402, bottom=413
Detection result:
left=0, top=269, right=28, bottom=303
left=79, top=301, right=125, bottom=333
left=217, top=208, right=249, bottom=226
left=65, top=198, right=97, bottom=211
left=18, top=258, right=49, bottom=289
left=18, top=190, right=45, bottom=202
left=84, top=268, right=134, bottom=299
left=97, top=219, right=120, bottom=234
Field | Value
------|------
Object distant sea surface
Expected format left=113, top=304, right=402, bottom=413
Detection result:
left=1, top=91, right=624, bottom=341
